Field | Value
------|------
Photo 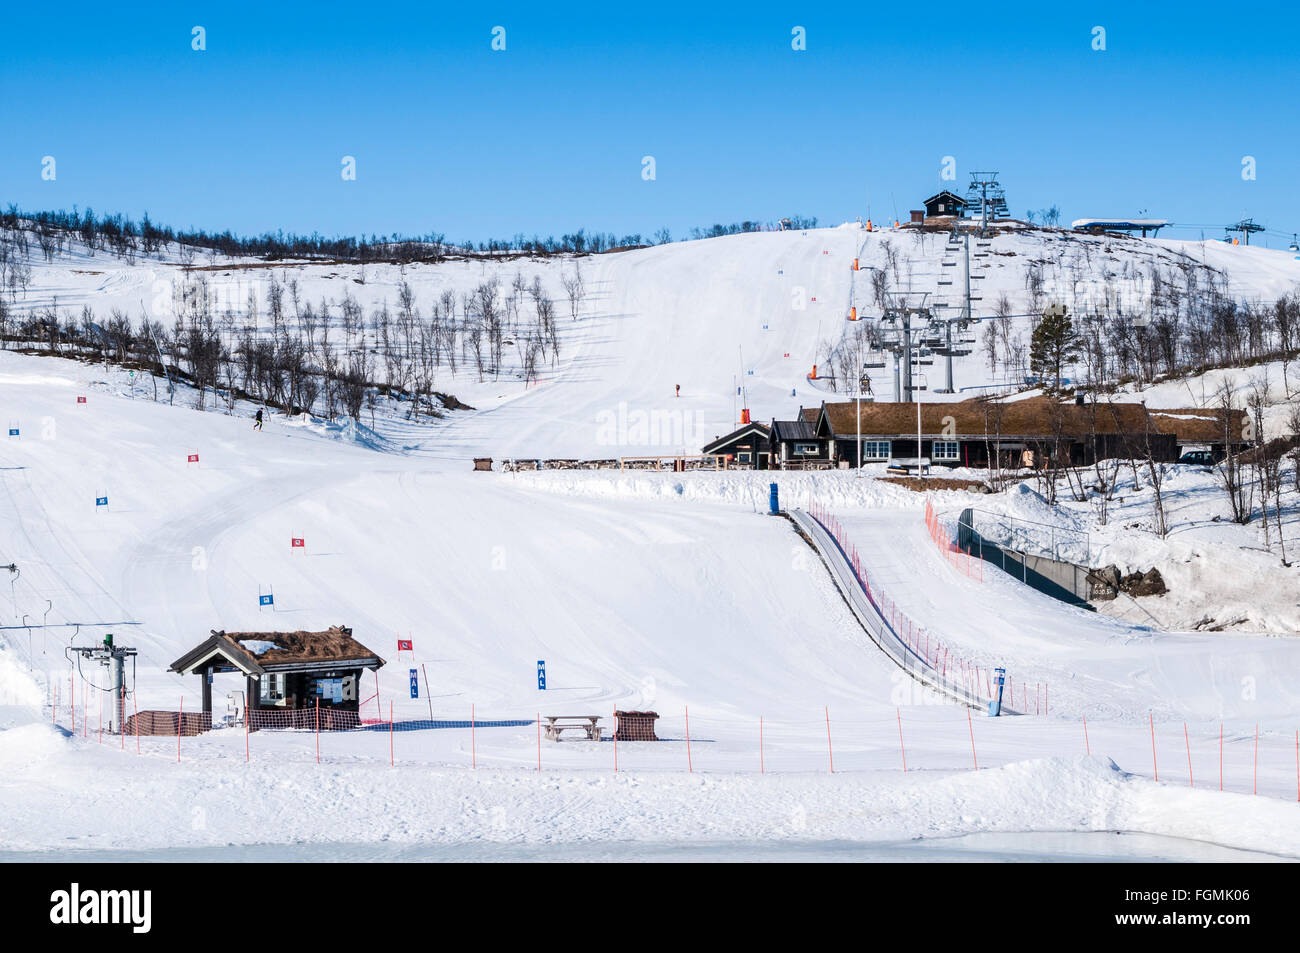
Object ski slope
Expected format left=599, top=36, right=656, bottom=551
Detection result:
left=14, top=224, right=1300, bottom=464
left=2, top=349, right=1299, bottom=858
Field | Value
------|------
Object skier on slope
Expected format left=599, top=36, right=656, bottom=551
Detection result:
left=254, top=408, right=263, bottom=432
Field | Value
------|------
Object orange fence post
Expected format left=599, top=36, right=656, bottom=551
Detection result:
left=825, top=706, right=834, bottom=774
left=897, top=708, right=907, bottom=772
left=1083, top=715, right=1090, bottom=755
left=177, top=697, right=183, bottom=763
left=471, top=703, right=476, bottom=769
left=1150, top=713, right=1158, bottom=782
left=759, top=716, right=765, bottom=774
left=685, top=705, right=693, bottom=773
left=967, top=707, right=978, bottom=771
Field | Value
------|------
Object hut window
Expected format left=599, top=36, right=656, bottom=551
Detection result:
left=932, top=441, right=960, bottom=460
left=259, top=673, right=286, bottom=702
left=794, top=443, right=820, bottom=455
left=861, top=440, right=890, bottom=460
left=737, top=452, right=751, bottom=463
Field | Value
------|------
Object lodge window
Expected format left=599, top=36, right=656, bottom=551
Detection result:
left=932, top=441, right=960, bottom=461
left=861, top=440, right=890, bottom=460
left=794, top=443, right=820, bottom=456
left=259, top=673, right=286, bottom=703
left=737, top=452, right=751, bottom=463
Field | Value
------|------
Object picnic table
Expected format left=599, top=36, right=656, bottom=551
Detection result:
left=543, top=714, right=602, bottom=742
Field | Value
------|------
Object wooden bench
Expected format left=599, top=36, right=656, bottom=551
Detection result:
left=543, top=715, right=602, bottom=742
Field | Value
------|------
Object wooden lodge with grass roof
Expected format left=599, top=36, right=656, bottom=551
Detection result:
left=168, top=625, right=385, bottom=730
left=810, top=396, right=1180, bottom=469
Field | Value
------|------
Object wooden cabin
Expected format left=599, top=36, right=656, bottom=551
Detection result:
left=812, top=397, right=1182, bottom=469
left=168, top=625, right=386, bottom=730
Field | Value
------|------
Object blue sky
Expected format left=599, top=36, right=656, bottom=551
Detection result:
left=2, top=1, right=1297, bottom=246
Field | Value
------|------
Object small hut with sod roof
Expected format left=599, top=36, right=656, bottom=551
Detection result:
left=168, top=625, right=385, bottom=730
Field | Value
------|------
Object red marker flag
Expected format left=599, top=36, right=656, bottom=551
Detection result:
left=187, top=453, right=199, bottom=463
left=397, top=639, right=413, bottom=652
left=291, top=538, right=305, bottom=548
left=76, top=396, right=87, bottom=404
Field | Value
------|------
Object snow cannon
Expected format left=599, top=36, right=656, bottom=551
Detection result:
left=866, top=219, right=872, bottom=232
left=988, top=666, right=1007, bottom=717
left=853, top=257, right=859, bottom=271
left=741, top=408, right=751, bottom=424
left=769, top=483, right=780, bottom=516
left=849, top=306, right=857, bottom=321
left=808, top=364, right=818, bottom=380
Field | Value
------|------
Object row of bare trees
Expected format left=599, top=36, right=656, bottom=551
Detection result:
left=0, top=266, right=583, bottom=426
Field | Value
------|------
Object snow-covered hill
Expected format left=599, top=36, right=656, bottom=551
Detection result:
left=8, top=223, right=1299, bottom=462
left=2, top=348, right=1299, bottom=858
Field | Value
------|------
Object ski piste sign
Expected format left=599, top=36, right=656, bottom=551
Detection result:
left=537, top=660, right=546, bottom=690
left=290, top=538, right=305, bottom=548
left=409, top=668, right=419, bottom=699
left=95, top=496, right=108, bottom=507
left=187, top=453, right=199, bottom=464
left=259, top=594, right=274, bottom=607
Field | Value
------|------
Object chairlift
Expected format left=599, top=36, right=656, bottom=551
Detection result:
left=1290, top=233, right=1299, bottom=252
left=863, top=350, right=888, bottom=369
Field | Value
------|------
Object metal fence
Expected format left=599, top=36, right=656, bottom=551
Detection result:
left=794, top=505, right=1021, bottom=714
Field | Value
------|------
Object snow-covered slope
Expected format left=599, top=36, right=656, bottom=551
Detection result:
left=2, top=351, right=1299, bottom=858
left=12, top=224, right=1300, bottom=463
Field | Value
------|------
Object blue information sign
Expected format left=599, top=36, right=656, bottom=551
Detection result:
left=259, top=593, right=274, bottom=606
left=95, top=496, right=108, bottom=507
left=537, top=660, right=546, bottom=690
left=7, top=429, right=17, bottom=437
left=409, top=668, right=419, bottom=699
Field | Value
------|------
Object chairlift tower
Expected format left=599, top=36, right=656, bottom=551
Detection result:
left=879, top=292, right=937, bottom=402
left=965, top=172, right=1009, bottom=236
left=1225, top=218, right=1265, bottom=245
left=67, top=633, right=137, bottom=733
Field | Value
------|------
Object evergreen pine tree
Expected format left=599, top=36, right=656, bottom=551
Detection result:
left=1029, top=303, right=1079, bottom=393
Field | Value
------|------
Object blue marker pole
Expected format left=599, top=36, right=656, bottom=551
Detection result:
left=769, top=482, right=780, bottom=516
left=988, top=666, right=1007, bottom=717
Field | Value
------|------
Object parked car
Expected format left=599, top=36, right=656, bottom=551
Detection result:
left=1177, top=449, right=1217, bottom=466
